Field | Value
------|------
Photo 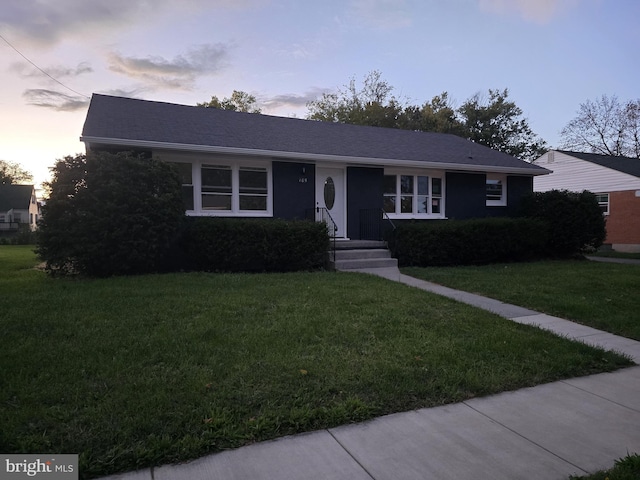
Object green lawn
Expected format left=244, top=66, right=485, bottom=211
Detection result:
left=403, top=260, right=640, bottom=340
left=0, top=246, right=632, bottom=478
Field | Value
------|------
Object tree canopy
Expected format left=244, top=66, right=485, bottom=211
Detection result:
left=0, top=160, right=33, bottom=185
left=306, top=71, right=547, bottom=162
left=197, top=90, right=261, bottom=113
left=559, top=95, right=640, bottom=158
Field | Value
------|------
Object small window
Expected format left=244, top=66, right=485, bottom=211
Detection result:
left=239, top=167, right=268, bottom=211
left=595, top=193, right=609, bottom=215
left=486, top=176, right=506, bottom=206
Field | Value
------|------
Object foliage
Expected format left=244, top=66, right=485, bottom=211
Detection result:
left=307, top=70, right=406, bottom=128
left=520, top=189, right=606, bottom=257
left=388, top=217, right=548, bottom=267
left=570, top=454, right=640, bottom=480
left=0, top=159, right=33, bottom=185
left=0, top=246, right=631, bottom=478
left=560, top=94, right=640, bottom=158
left=197, top=90, right=261, bottom=113
left=180, top=217, right=329, bottom=272
left=306, top=71, right=547, bottom=161
left=458, top=89, right=548, bottom=162
left=36, top=152, right=185, bottom=277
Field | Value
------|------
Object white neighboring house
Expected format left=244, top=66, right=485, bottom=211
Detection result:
left=533, top=150, right=640, bottom=252
left=0, top=184, right=40, bottom=233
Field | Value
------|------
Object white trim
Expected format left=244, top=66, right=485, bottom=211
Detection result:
left=486, top=174, right=507, bottom=207
left=165, top=154, right=273, bottom=217
left=81, top=136, right=550, bottom=176
left=383, top=168, right=446, bottom=219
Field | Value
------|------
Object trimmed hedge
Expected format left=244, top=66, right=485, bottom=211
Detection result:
left=180, top=217, right=330, bottom=272
left=519, top=189, right=606, bottom=256
left=388, top=217, right=548, bottom=267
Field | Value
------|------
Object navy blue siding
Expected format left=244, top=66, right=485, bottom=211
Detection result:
left=347, top=166, right=384, bottom=240
left=272, top=161, right=315, bottom=220
left=445, top=172, right=486, bottom=219
left=445, top=172, right=534, bottom=219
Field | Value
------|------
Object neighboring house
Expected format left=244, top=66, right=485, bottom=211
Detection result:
left=80, top=94, right=549, bottom=240
left=0, top=184, right=39, bottom=234
left=534, top=150, right=640, bottom=252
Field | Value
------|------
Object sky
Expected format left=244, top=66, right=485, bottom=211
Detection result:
left=1, top=0, right=638, bottom=190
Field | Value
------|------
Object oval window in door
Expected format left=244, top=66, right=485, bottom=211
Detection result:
left=324, top=177, right=335, bottom=210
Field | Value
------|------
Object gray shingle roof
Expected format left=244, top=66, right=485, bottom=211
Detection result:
left=0, top=184, right=34, bottom=212
left=82, top=94, right=548, bottom=175
left=557, top=150, right=640, bottom=178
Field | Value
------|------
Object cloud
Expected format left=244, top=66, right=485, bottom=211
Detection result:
left=12, top=61, right=93, bottom=79
left=108, top=44, right=231, bottom=90
left=0, top=0, right=261, bottom=46
left=23, top=89, right=89, bottom=111
left=478, top=0, right=578, bottom=23
left=261, top=88, right=328, bottom=111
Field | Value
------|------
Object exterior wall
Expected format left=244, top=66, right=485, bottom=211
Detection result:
left=445, top=172, right=486, bottom=219
left=272, top=161, right=315, bottom=220
left=445, top=172, right=533, bottom=219
left=534, top=151, right=640, bottom=192
left=606, top=190, right=640, bottom=251
left=346, top=166, right=384, bottom=240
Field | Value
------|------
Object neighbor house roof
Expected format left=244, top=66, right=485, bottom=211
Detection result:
left=81, top=94, right=549, bottom=176
left=556, top=150, right=640, bottom=179
left=0, top=184, right=34, bottom=212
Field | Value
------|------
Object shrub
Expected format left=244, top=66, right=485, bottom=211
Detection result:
left=37, top=152, right=185, bottom=277
left=180, top=217, right=329, bottom=272
left=520, top=189, right=606, bottom=257
left=388, top=217, right=548, bottom=267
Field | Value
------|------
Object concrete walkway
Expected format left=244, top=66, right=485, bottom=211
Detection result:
left=101, top=265, right=640, bottom=480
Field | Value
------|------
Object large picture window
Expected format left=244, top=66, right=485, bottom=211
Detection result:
left=168, top=158, right=272, bottom=216
left=384, top=171, right=444, bottom=218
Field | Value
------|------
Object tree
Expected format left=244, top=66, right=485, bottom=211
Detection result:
left=306, top=72, right=546, bottom=161
left=0, top=160, right=33, bottom=185
left=457, top=89, right=547, bottom=162
left=559, top=95, right=640, bottom=158
left=400, top=92, right=464, bottom=135
left=37, top=152, right=185, bottom=277
left=307, top=70, right=406, bottom=128
left=197, top=90, right=261, bottom=113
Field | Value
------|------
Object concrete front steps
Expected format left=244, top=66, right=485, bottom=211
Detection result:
left=329, top=240, right=398, bottom=271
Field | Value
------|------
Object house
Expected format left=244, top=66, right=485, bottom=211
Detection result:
left=534, top=150, right=640, bottom=252
left=0, top=184, right=39, bottom=234
left=80, top=94, right=549, bottom=240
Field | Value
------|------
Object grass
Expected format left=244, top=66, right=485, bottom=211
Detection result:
left=589, top=250, right=640, bottom=260
left=570, top=454, right=640, bottom=480
left=403, top=260, right=640, bottom=341
left=0, top=246, right=633, bottom=478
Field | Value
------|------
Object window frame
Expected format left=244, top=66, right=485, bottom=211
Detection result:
left=169, top=156, right=273, bottom=217
left=595, top=193, right=610, bottom=215
left=383, top=169, right=445, bottom=219
left=486, top=174, right=507, bottom=207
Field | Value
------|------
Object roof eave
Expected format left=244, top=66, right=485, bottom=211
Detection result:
left=80, top=136, right=551, bottom=176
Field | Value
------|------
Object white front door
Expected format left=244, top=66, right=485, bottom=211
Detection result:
left=316, top=167, right=347, bottom=238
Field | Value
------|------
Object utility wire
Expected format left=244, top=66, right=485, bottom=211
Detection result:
left=0, top=32, right=90, bottom=99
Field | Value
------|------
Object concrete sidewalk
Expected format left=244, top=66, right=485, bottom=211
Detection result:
left=102, top=267, right=640, bottom=480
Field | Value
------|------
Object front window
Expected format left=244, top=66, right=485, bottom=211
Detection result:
left=384, top=171, right=444, bottom=218
left=595, top=193, right=609, bottom=215
left=486, top=175, right=507, bottom=206
left=168, top=158, right=271, bottom=216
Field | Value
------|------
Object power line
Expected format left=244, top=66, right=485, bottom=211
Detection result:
left=0, top=32, right=90, bottom=99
